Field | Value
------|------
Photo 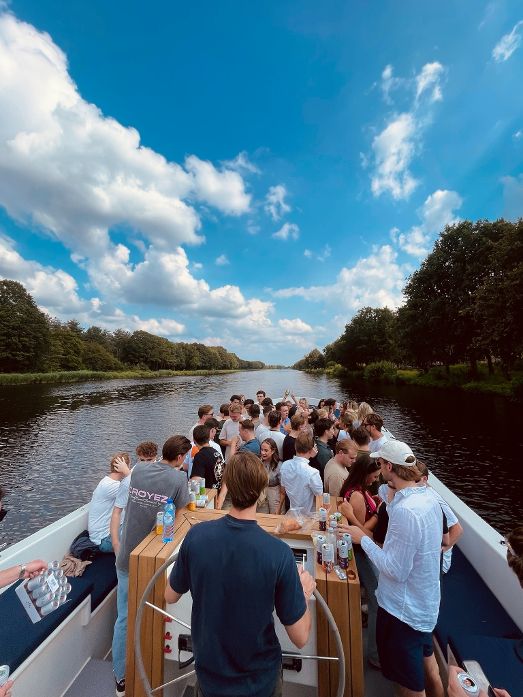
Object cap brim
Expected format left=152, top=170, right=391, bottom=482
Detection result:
left=369, top=451, right=380, bottom=459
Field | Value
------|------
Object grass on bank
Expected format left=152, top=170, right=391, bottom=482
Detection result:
left=322, top=361, right=523, bottom=400
left=0, top=369, right=240, bottom=386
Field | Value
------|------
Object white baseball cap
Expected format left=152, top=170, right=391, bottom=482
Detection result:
left=369, top=440, right=417, bottom=467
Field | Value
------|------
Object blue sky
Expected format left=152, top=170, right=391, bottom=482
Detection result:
left=0, top=0, right=522, bottom=365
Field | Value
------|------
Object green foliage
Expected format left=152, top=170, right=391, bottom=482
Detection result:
left=292, top=348, right=325, bottom=370
left=363, top=361, right=397, bottom=382
left=328, top=307, right=399, bottom=369
left=0, top=280, right=50, bottom=372
left=0, top=369, right=239, bottom=385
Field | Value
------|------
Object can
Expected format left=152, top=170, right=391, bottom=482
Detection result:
left=0, top=666, right=10, bottom=688
left=334, top=511, right=342, bottom=523
left=318, top=507, right=327, bottom=531
left=316, top=535, right=326, bottom=564
left=342, top=533, right=353, bottom=561
left=338, top=540, right=349, bottom=569
left=26, top=574, right=45, bottom=591
left=322, top=492, right=330, bottom=506
left=156, top=511, right=163, bottom=535
left=322, top=543, right=334, bottom=573
left=199, top=478, right=206, bottom=495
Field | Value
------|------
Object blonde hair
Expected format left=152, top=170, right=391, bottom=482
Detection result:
left=357, top=402, right=373, bottom=423
left=110, top=452, right=130, bottom=473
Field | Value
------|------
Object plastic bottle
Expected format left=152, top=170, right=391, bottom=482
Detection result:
left=156, top=511, right=163, bottom=535
left=327, top=526, right=336, bottom=550
left=0, top=665, right=10, bottom=688
left=162, top=498, right=175, bottom=543
left=35, top=591, right=54, bottom=607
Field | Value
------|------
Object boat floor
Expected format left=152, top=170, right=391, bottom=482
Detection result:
left=64, top=629, right=394, bottom=697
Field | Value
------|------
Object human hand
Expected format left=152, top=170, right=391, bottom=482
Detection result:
left=447, top=666, right=510, bottom=697
left=0, top=680, right=13, bottom=697
left=298, top=568, right=316, bottom=601
left=344, top=525, right=366, bottom=544
left=113, top=456, right=131, bottom=477
left=24, top=559, right=47, bottom=578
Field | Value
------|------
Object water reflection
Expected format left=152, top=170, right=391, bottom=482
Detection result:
left=0, top=369, right=521, bottom=547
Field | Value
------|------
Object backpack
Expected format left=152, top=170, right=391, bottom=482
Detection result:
left=70, top=529, right=100, bottom=561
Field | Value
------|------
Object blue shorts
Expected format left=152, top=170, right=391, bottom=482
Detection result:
left=376, top=606, right=434, bottom=692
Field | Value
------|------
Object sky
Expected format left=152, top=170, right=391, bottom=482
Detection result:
left=0, top=1, right=522, bottom=365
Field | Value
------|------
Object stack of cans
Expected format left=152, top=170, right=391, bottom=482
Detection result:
left=25, top=561, right=72, bottom=617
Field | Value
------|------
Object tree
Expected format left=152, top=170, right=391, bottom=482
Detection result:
left=81, top=341, right=124, bottom=371
left=0, top=280, right=50, bottom=372
left=333, top=307, right=398, bottom=369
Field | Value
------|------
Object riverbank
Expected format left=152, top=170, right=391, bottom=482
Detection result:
left=312, top=362, right=523, bottom=400
left=0, top=368, right=242, bottom=386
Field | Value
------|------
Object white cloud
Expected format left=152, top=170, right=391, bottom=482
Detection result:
left=415, top=62, right=444, bottom=103
left=370, top=62, right=445, bottom=200
left=215, top=254, right=229, bottom=266
left=513, top=130, right=522, bottom=140
left=274, top=245, right=406, bottom=311
left=394, top=189, right=463, bottom=257
left=492, top=21, right=523, bottom=62
left=381, top=64, right=404, bottom=104
left=272, top=222, right=299, bottom=241
left=502, top=174, right=523, bottom=219
left=185, top=155, right=251, bottom=215
left=304, top=244, right=331, bottom=262
left=264, top=184, right=291, bottom=221
left=278, top=318, right=313, bottom=334
left=247, top=222, right=260, bottom=235
left=222, top=151, right=260, bottom=174
left=0, top=13, right=250, bottom=271
left=371, top=113, right=418, bottom=199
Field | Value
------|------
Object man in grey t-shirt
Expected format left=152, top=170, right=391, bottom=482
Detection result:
left=112, top=435, right=191, bottom=697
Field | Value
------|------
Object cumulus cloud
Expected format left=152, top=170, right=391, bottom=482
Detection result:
left=222, top=151, right=260, bottom=174
left=0, top=13, right=250, bottom=280
left=274, top=245, right=406, bottom=311
left=264, top=184, right=291, bottom=221
left=278, top=318, right=313, bottom=334
left=273, top=222, right=299, bottom=241
left=215, top=254, right=229, bottom=266
left=393, top=189, right=463, bottom=257
left=492, top=21, right=523, bottom=62
left=370, top=62, right=445, bottom=200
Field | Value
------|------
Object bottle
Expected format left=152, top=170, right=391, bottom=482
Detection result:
left=26, top=574, right=46, bottom=591
left=322, top=492, right=330, bottom=506
left=316, top=535, right=326, bottom=564
left=156, top=511, right=163, bottom=535
left=35, top=591, right=54, bottom=607
left=327, top=526, right=336, bottom=550
left=39, top=600, right=59, bottom=616
left=318, top=507, right=327, bottom=531
left=322, top=543, right=334, bottom=573
left=338, top=540, right=349, bottom=569
left=0, top=666, right=10, bottom=688
left=162, top=498, right=175, bottom=543
left=188, top=492, right=196, bottom=511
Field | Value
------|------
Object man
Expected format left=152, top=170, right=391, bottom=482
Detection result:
left=281, top=432, right=323, bottom=512
left=363, top=413, right=391, bottom=454
left=165, top=451, right=315, bottom=697
left=112, top=435, right=191, bottom=697
left=247, top=402, right=261, bottom=428
left=276, top=402, right=291, bottom=434
left=219, top=403, right=242, bottom=461
left=282, top=412, right=307, bottom=462
left=324, top=440, right=358, bottom=496
left=191, top=424, right=227, bottom=509
left=351, top=426, right=371, bottom=453
left=185, top=418, right=223, bottom=477
left=188, top=404, right=214, bottom=441
left=256, top=389, right=266, bottom=405
left=345, top=440, right=444, bottom=697
left=267, top=410, right=286, bottom=459
left=230, top=419, right=261, bottom=456
left=256, top=404, right=272, bottom=443
left=311, top=418, right=335, bottom=482
left=88, top=452, right=131, bottom=553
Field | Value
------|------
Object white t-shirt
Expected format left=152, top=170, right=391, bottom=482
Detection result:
left=267, top=429, right=286, bottom=459
left=281, top=456, right=323, bottom=512
left=256, top=423, right=270, bottom=444
left=369, top=432, right=391, bottom=453
left=88, top=475, right=122, bottom=545
left=220, top=418, right=240, bottom=461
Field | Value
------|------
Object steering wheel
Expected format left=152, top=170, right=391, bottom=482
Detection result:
left=135, top=552, right=345, bottom=697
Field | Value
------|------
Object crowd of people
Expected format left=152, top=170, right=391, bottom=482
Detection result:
left=1, top=390, right=521, bottom=697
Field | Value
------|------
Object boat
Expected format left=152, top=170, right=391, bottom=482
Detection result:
left=1, top=400, right=522, bottom=697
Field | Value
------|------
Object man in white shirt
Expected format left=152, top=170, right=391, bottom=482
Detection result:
left=255, top=405, right=272, bottom=443
left=345, top=440, right=444, bottom=697
left=266, top=410, right=286, bottom=459
left=187, top=404, right=214, bottom=441
left=281, top=433, right=323, bottom=512
left=363, top=413, right=391, bottom=454
left=219, top=404, right=242, bottom=462
left=88, top=453, right=131, bottom=552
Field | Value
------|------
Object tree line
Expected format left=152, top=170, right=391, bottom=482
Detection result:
left=294, top=219, right=523, bottom=377
left=0, top=280, right=265, bottom=373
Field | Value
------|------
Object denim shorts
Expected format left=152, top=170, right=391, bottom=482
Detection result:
left=376, top=606, right=434, bottom=691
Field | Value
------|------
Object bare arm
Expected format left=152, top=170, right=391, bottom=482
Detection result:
left=215, top=482, right=227, bottom=510
left=110, top=506, right=123, bottom=555
left=284, top=569, right=315, bottom=649
left=442, top=521, right=463, bottom=551
left=164, top=585, right=183, bottom=604
left=278, top=486, right=286, bottom=514
left=340, top=493, right=377, bottom=531
left=0, top=559, right=47, bottom=589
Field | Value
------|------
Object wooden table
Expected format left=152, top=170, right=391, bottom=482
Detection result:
left=125, top=492, right=364, bottom=697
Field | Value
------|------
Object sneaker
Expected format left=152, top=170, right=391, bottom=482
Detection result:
left=115, top=678, right=125, bottom=697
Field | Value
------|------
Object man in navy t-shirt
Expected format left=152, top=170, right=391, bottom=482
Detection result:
left=165, top=451, right=315, bottom=697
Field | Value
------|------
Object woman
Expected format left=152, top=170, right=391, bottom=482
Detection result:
left=339, top=453, right=381, bottom=670
left=354, top=401, right=373, bottom=429
left=259, top=437, right=285, bottom=514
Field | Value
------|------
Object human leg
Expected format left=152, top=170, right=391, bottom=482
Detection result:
left=423, top=652, right=444, bottom=697
left=354, top=547, right=379, bottom=665
left=112, top=568, right=129, bottom=683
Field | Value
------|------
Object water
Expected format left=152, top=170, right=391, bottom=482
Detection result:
left=0, top=369, right=521, bottom=547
